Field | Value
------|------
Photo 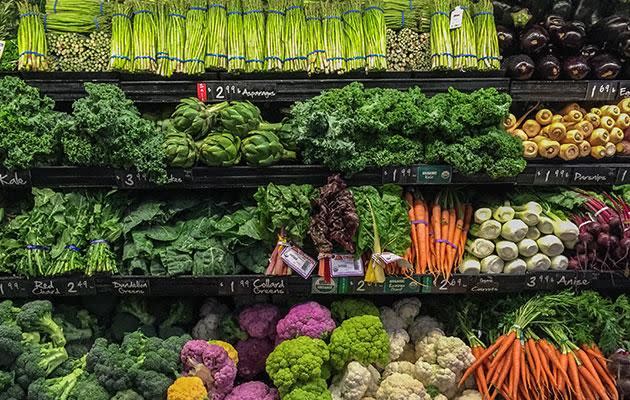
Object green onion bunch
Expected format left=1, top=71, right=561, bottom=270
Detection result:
left=429, top=0, right=452, bottom=69
left=243, top=0, right=265, bottom=72
left=450, top=0, right=476, bottom=70
left=168, top=0, right=187, bottom=74
left=44, top=0, right=111, bottom=34
left=322, top=1, right=344, bottom=74
left=156, top=1, right=170, bottom=76
left=363, top=0, right=387, bottom=71
left=109, top=2, right=132, bottom=71
left=473, top=0, right=499, bottom=70
left=305, top=3, right=325, bottom=74
left=206, top=0, right=228, bottom=70
left=184, top=0, right=208, bottom=74
left=227, top=0, right=246, bottom=72
left=131, top=0, right=157, bottom=73
left=283, top=0, right=307, bottom=71
left=17, top=2, right=47, bottom=71
left=342, top=0, right=365, bottom=71
left=265, top=0, right=285, bottom=71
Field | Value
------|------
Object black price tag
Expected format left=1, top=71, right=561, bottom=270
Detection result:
left=382, top=167, right=417, bottom=184
left=346, top=278, right=385, bottom=294
left=468, top=275, right=500, bottom=293
left=533, top=167, right=572, bottom=185
left=311, top=277, right=338, bottom=294
left=432, top=276, right=469, bottom=293
left=0, top=169, right=30, bottom=188
left=586, top=81, right=619, bottom=101
left=31, top=278, right=96, bottom=296
left=115, top=171, right=151, bottom=189
left=384, top=277, right=421, bottom=294
left=111, top=278, right=151, bottom=295
left=205, top=82, right=278, bottom=101
left=571, top=167, right=617, bottom=185
left=525, top=271, right=575, bottom=290
left=617, top=167, right=630, bottom=184
left=219, top=277, right=288, bottom=295
left=417, top=166, right=452, bottom=184
left=0, top=278, right=30, bottom=298
left=619, top=81, right=630, bottom=99
left=164, top=169, right=192, bottom=186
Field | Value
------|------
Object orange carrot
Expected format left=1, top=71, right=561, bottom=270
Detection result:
left=439, top=207, right=450, bottom=273
left=567, top=353, right=584, bottom=400
left=540, top=340, right=571, bottom=384
left=489, top=354, right=512, bottom=400
left=414, top=199, right=426, bottom=273
left=424, top=201, right=431, bottom=273
left=579, top=364, right=610, bottom=400
left=589, top=352, right=619, bottom=399
left=537, top=343, right=558, bottom=388
left=509, top=340, right=521, bottom=400
left=557, top=351, right=568, bottom=391
left=489, top=331, right=518, bottom=370
left=519, top=343, right=528, bottom=399
left=576, top=349, right=604, bottom=389
left=458, top=203, right=473, bottom=264
left=431, top=199, right=442, bottom=276
left=460, top=333, right=510, bottom=385
left=446, top=202, right=462, bottom=274
left=471, top=346, right=490, bottom=398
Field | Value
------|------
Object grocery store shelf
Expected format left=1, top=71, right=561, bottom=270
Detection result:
left=511, top=80, right=630, bottom=102
left=0, top=271, right=627, bottom=298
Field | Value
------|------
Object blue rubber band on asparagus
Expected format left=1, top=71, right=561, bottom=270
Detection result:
left=133, top=9, right=152, bottom=15
left=206, top=53, right=228, bottom=59
left=135, top=55, right=157, bottom=61
left=227, top=10, right=242, bottom=15
left=243, top=9, right=264, bottom=14
left=168, top=12, right=187, bottom=18
left=267, top=9, right=285, bottom=15
left=264, top=56, right=283, bottom=61
left=401, top=10, right=404, bottom=27
left=111, top=54, right=131, bottom=60
left=66, top=245, right=82, bottom=252
left=209, top=3, right=227, bottom=10
left=53, top=0, right=58, bottom=13
left=472, top=11, right=493, bottom=17
left=322, top=15, right=341, bottom=20
left=431, top=11, right=449, bottom=16
left=19, top=12, right=38, bottom=18
left=364, top=6, right=384, bottom=12
left=229, top=55, right=246, bottom=61
left=342, top=9, right=361, bottom=15
left=19, top=50, right=46, bottom=57
left=366, top=53, right=386, bottom=58
left=190, top=6, right=208, bottom=11
left=100, top=1, right=104, bottom=15
left=286, top=5, right=303, bottom=11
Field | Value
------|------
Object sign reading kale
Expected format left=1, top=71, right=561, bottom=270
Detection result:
left=0, top=169, right=30, bottom=187
left=417, top=165, right=452, bottom=184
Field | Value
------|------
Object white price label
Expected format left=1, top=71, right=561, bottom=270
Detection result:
left=281, top=246, right=317, bottom=279
left=331, top=254, right=364, bottom=277
left=450, top=7, right=463, bottom=29
left=0, top=41, right=5, bottom=61
left=373, top=252, right=413, bottom=271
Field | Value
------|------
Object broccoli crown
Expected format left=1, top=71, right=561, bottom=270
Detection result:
left=111, top=389, right=144, bottom=400
left=16, top=301, right=66, bottom=348
left=86, top=339, right=136, bottom=394
left=0, top=323, right=25, bottom=368
left=0, top=370, right=15, bottom=392
left=141, top=336, right=184, bottom=376
left=0, top=300, right=20, bottom=322
left=0, top=384, right=25, bottom=400
left=67, top=374, right=109, bottom=400
left=26, top=363, right=83, bottom=400
left=133, top=369, right=173, bottom=400
left=65, top=343, right=91, bottom=359
left=330, top=299, right=379, bottom=322
left=55, top=319, right=92, bottom=344
left=15, top=344, right=68, bottom=389
left=328, top=315, right=390, bottom=370
left=282, top=379, right=333, bottom=400
left=265, top=336, right=330, bottom=395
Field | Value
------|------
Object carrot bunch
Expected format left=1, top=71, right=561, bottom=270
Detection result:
left=404, top=190, right=472, bottom=279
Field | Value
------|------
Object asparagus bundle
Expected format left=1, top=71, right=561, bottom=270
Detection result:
left=206, top=0, right=228, bottom=70
left=429, top=0, right=452, bottom=69
left=363, top=0, right=387, bottom=71
left=131, top=0, right=157, bottom=73
left=386, top=28, right=430, bottom=71
left=473, top=0, right=499, bottom=70
left=450, top=0, right=476, bottom=70
left=243, top=0, right=265, bottom=72
left=383, top=0, right=432, bottom=31
left=342, top=0, right=366, bottom=71
left=44, top=0, right=110, bottom=34
left=156, top=1, right=171, bottom=76
left=305, top=3, right=325, bottom=74
left=17, top=2, right=47, bottom=71
left=227, top=0, right=246, bottom=72
left=184, top=0, right=208, bottom=74
left=283, top=0, right=308, bottom=71
left=265, top=0, right=285, bottom=71
left=168, top=0, right=187, bottom=74
left=110, top=2, right=132, bottom=71
left=322, top=1, right=345, bottom=74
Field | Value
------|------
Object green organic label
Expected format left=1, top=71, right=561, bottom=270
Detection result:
left=417, top=166, right=452, bottom=184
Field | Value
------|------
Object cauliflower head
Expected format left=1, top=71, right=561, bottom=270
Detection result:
left=414, top=330, right=445, bottom=364
left=375, top=373, right=426, bottom=400
left=408, top=316, right=444, bottom=343
left=193, top=314, right=222, bottom=340
left=328, top=316, right=390, bottom=370
left=239, top=304, right=281, bottom=339
left=167, top=377, right=208, bottom=400
left=329, top=361, right=380, bottom=400
left=435, top=337, right=474, bottom=377
left=392, top=298, right=421, bottom=327
left=225, top=382, right=279, bottom=400
left=379, top=307, right=406, bottom=332
left=208, top=340, right=238, bottom=366
left=387, top=329, right=410, bottom=361
left=413, top=361, right=456, bottom=398
left=382, top=361, right=415, bottom=379
left=276, top=302, right=336, bottom=343
left=235, top=337, right=273, bottom=380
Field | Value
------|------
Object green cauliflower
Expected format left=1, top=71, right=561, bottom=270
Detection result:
left=330, top=299, right=379, bottom=322
left=266, top=336, right=330, bottom=395
left=283, top=379, right=333, bottom=400
left=328, top=315, right=390, bottom=370
left=198, top=133, right=241, bottom=166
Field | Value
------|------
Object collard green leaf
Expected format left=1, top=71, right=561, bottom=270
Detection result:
left=123, top=201, right=165, bottom=234
left=192, top=241, right=238, bottom=276
left=160, top=248, right=193, bottom=276
left=144, top=225, right=181, bottom=242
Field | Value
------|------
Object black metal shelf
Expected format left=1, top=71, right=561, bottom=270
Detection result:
left=0, top=271, right=627, bottom=298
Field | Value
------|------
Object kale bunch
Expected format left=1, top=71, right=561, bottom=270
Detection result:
left=62, top=83, right=167, bottom=183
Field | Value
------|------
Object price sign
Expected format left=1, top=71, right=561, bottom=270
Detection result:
left=617, top=167, right=630, bottom=184
left=382, top=166, right=417, bottom=184
left=417, top=166, right=452, bottom=184
left=586, top=81, right=619, bottom=101
left=281, top=246, right=317, bottom=279
left=111, top=278, right=151, bottom=295
left=31, top=278, right=96, bottom=296
left=115, top=171, right=151, bottom=189
left=0, top=278, right=30, bottom=298
left=0, top=169, right=30, bottom=188
left=384, top=277, right=421, bottom=294
left=164, top=169, right=192, bottom=186
left=432, top=276, right=468, bottom=293
left=346, top=278, right=385, bottom=294
left=571, top=167, right=617, bottom=185
left=331, top=254, right=364, bottom=277
left=311, top=277, right=338, bottom=294
left=201, top=82, right=278, bottom=101
left=533, top=167, right=571, bottom=185
left=468, top=275, right=500, bottom=293
left=619, top=81, right=630, bottom=99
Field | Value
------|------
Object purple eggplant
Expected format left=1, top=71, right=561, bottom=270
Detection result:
left=589, top=53, right=622, bottom=79
left=563, top=56, right=591, bottom=80
left=616, top=31, right=630, bottom=58
left=504, top=54, right=536, bottom=80
left=589, top=16, right=630, bottom=46
left=544, top=15, right=566, bottom=37
left=520, top=25, right=550, bottom=54
left=497, top=25, right=516, bottom=55
left=551, top=0, right=574, bottom=20
left=579, top=44, right=600, bottom=60
left=553, top=23, right=585, bottom=50
left=536, top=54, right=561, bottom=80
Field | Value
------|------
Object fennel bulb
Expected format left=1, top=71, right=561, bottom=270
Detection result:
left=537, top=235, right=565, bottom=257
left=517, top=239, right=539, bottom=257
left=496, top=240, right=519, bottom=261
left=480, top=255, right=504, bottom=274
left=467, top=238, right=495, bottom=258
left=525, top=254, right=551, bottom=271
left=474, top=208, right=492, bottom=224
left=550, top=255, right=569, bottom=270
left=500, top=219, right=529, bottom=242
left=504, top=259, right=527, bottom=274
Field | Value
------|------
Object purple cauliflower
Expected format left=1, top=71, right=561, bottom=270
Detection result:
left=238, top=304, right=281, bottom=339
left=235, top=337, right=274, bottom=380
left=224, top=382, right=279, bottom=400
left=275, top=301, right=336, bottom=343
left=181, top=340, right=237, bottom=400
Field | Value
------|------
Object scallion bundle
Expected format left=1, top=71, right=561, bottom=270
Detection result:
left=305, top=3, right=325, bottom=74
left=243, top=0, right=265, bottom=72
left=109, top=2, right=132, bottom=71
left=131, top=0, right=157, bottom=73
left=450, top=0, right=476, bottom=70
left=429, top=0, right=452, bottom=69
left=363, top=0, right=387, bottom=71
left=184, top=0, right=208, bottom=74
left=283, top=0, right=307, bottom=71
left=264, top=0, right=285, bottom=71
left=44, top=0, right=110, bottom=34
left=206, top=0, right=228, bottom=70
left=17, top=2, right=47, bottom=71
left=473, top=0, right=499, bottom=70
left=227, top=0, right=245, bottom=72
left=156, top=1, right=170, bottom=76
left=342, top=0, right=365, bottom=71
left=322, top=1, right=345, bottom=74
left=168, top=0, right=187, bottom=74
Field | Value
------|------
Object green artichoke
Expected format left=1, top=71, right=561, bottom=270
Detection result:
left=198, top=133, right=242, bottom=166
left=242, top=130, right=296, bottom=167
left=163, top=131, right=197, bottom=168
left=218, top=101, right=263, bottom=137
left=274, top=120, right=299, bottom=152
left=171, top=98, right=228, bottom=140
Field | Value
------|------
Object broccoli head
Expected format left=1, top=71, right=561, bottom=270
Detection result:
left=0, top=384, right=25, bottom=400
left=133, top=369, right=173, bottom=400
left=111, top=390, right=144, bottom=400
left=15, top=344, right=68, bottom=388
left=0, top=322, right=24, bottom=368
left=328, top=315, right=390, bottom=370
left=67, top=374, right=109, bottom=400
left=86, top=338, right=136, bottom=394
left=26, top=362, right=84, bottom=400
left=0, top=300, right=20, bottom=322
left=0, top=370, right=15, bottom=392
left=118, top=299, right=156, bottom=326
left=330, top=299, right=379, bottom=322
left=16, top=301, right=66, bottom=347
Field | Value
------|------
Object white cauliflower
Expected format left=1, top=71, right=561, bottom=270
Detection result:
left=380, top=307, right=406, bottom=331
left=375, top=373, right=427, bottom=400
left=414, top=360, right=457, bottom=398
left=454, top=390, right=482, bottom=400
left=414, top=330, right=445, bottom=363
left=392, top=298, right=422, bottom=326
left=192, top=313, right=222, bottom=339
left=388, top=329, right=410, bottom=361
left=432, top=395, right=449, bottom=400
left=408, top=315, right=444, bottom=342
left=330, top=362, right=381, bottom=400
left=435, top=336, right=475, bottom=376
left=382, top=361, right=415, bottom=379
left=198, top=298, right=229, bottom=318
